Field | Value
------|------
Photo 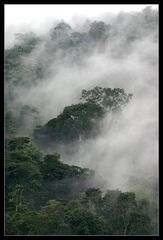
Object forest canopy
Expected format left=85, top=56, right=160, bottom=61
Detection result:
left=5, top=6, right=158, bottom=236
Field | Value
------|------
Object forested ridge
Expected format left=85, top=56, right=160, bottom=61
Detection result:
left=5, top=7, right=158, bottom=235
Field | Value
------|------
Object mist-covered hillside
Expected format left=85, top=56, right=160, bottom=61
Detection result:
left=5, top=6, right=158, bottom=235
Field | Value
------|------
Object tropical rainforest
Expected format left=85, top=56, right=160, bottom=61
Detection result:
left=5, top=6, right=158, bottom=235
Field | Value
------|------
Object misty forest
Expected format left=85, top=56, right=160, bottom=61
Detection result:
left=5, top=6, right=158, bottom=235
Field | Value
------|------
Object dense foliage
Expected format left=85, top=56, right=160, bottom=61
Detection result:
left=6, top=181, right=154, bottom=235
left=33, top=101, right=105, bottom=145
left=5, top=7, right=158, bottom=235
left=5, top=135, right=158, bottom=235
left=33, top=86, right=133, bottom=147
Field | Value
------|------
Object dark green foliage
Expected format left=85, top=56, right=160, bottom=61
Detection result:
left=126, top=176, right=159, bottom=234
left=5, top=183, right=155, bottom=235
left=5, top=136, right=95, bottom=213
left=33, top=87, right=132, bottom=146
left=126, top=212, right=151, bottom=235
left=5, top=137, right=43, bottom=211
left=65, top=208, right=105, bottom=235
left=5, top=211, right=53, bottom=235
left=5, top=136, right=43, bottom=163
left=5, top=137, right=31, bottom=151
left=33, top=102, right=105, bottom=144
left=6, top=160, right=43, bottom=189
left=5, top=105, right=156, bottom=236
left=5, top=139, right=155, bottom=236
left=5, top=200, right=68, bottom=235
left=41, top=153, right=94, bottom=181
left=5, top=12, right=158, bottom=235
left=105, top=192, right=151, bottom=235
left=6, top=127, right=154, bottom=236
left=116, top=192, right=137, bottom=209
